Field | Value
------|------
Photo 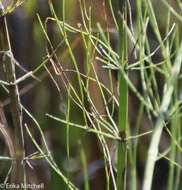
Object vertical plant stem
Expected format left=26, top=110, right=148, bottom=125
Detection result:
left=167, top=103, right=178, bottom=190
left=130, top=104, right=144, bottom=190
left=79, top=141, right=90, bottom=190
left=1, top=16, right=25, bottom=188
left=143, top=40, right=182, bottom=190
left=66, top=85, right=71, bottom=189
left=116, top=0, right=128, bottom=189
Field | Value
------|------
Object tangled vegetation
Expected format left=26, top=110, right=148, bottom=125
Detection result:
left=0, top=0, right=182, bottom=190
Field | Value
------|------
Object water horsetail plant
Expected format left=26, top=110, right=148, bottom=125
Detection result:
left=112, top=0, right=128, bottom=189
left=0, top=2, right=26, bottom=188
left=1, top=0, right=182, bottom=190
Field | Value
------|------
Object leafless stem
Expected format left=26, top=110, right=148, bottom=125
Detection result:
left=1, top=16, right=26, bottom=187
